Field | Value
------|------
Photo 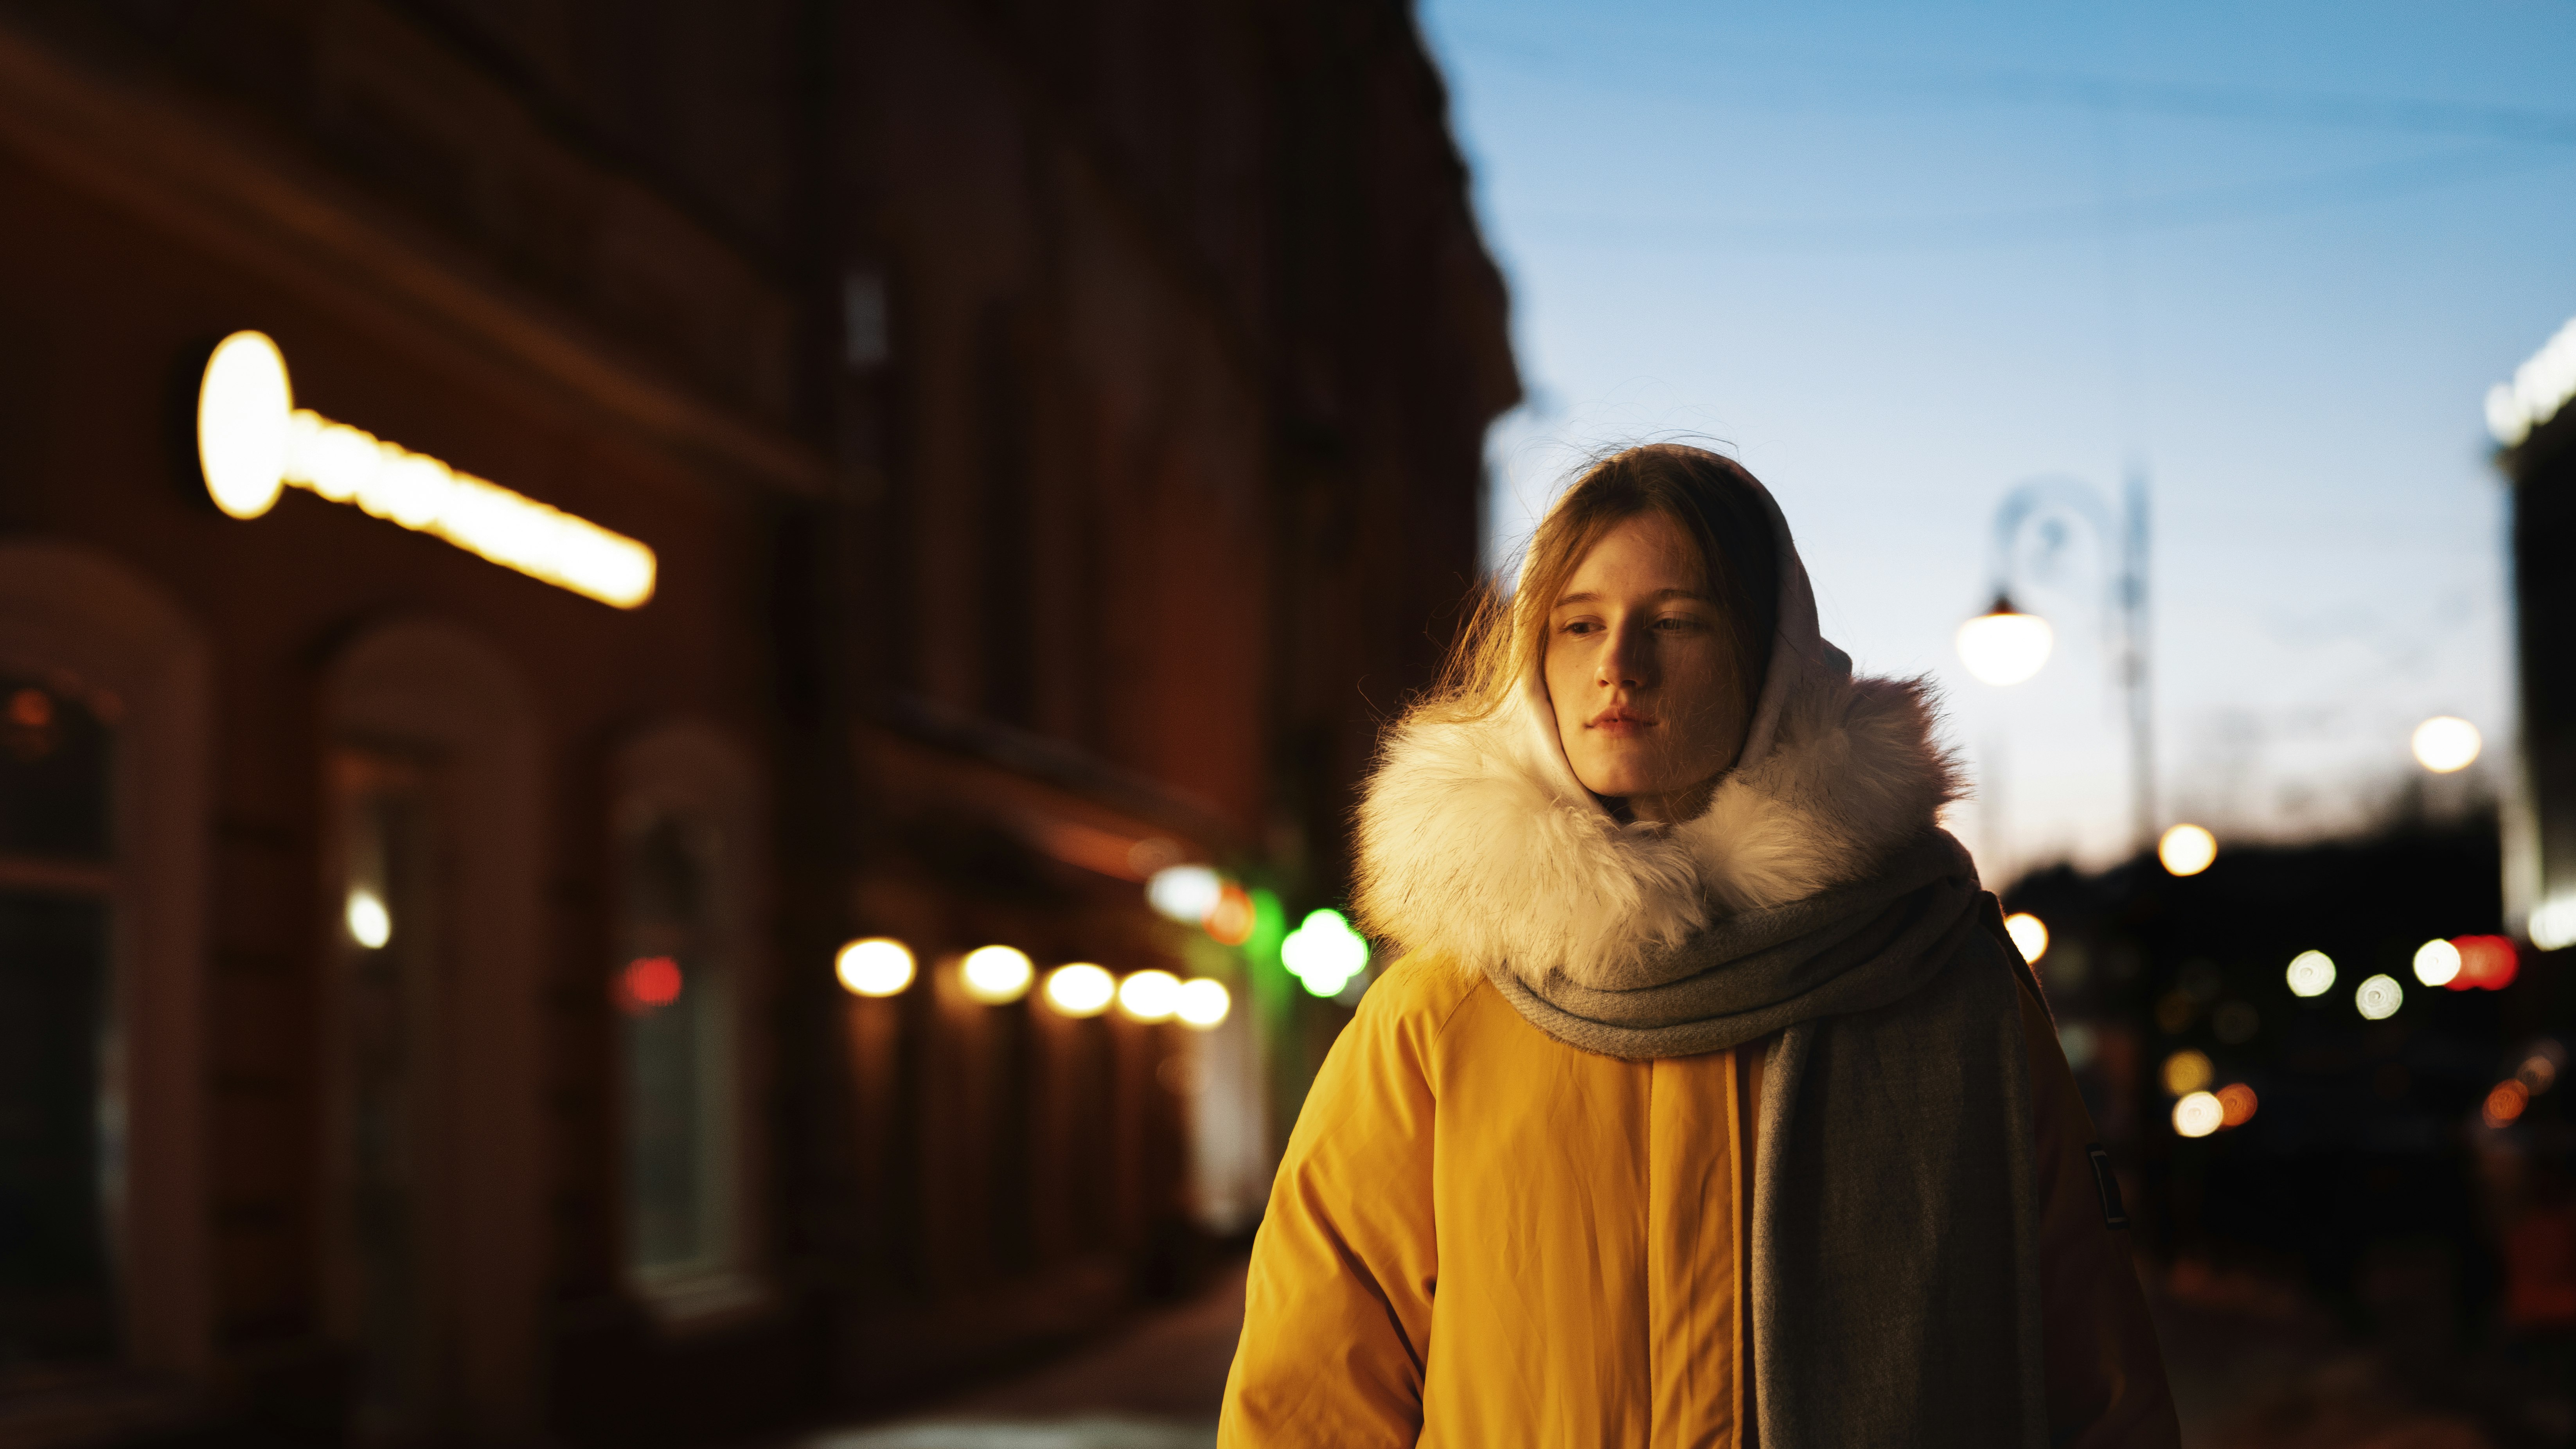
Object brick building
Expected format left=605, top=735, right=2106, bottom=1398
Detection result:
left=0, top=3, right=1516, bottom=1444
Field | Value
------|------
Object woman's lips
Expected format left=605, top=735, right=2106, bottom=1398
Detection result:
left=1589, top=710, right=1654, bottom=736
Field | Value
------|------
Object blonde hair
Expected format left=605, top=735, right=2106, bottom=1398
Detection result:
left=1428, top=444, right=1779, bottom=724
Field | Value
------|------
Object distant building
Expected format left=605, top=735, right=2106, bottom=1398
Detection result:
left=2492, top=312, right=2576, bottom=953
left=0, top=4, right=1515, bottom=1445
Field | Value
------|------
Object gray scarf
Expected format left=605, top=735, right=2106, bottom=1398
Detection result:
left=1484, top=831, right=2049, bottom=1449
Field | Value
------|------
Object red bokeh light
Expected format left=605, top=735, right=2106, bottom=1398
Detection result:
left=2216, top=1083, right=2258, bottom=1127
left=2449, top=935, right=2518, bottom=992
left=617, top=955, right=683, bottom=1015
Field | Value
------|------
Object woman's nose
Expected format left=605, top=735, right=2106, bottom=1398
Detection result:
left=1599, top=621, right=1652, bottom=688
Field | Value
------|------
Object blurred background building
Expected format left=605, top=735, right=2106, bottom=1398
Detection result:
left=0, top=2, right=1513, bottom=1445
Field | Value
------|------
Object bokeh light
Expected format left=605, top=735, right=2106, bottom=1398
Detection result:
left=2158, top=823, right=2217, bottom=877
left=1145, top=864, right=1222, bottom=925
left=2154, top=990, right=2195, bottom=1033
left=1116, top=969, right=1182, bottom=1022
left=2451, top=935, right=2518, bottom=992
left=2173, top=1091, right=2224, bottom=1138
left=1176, top=977, right=1231, bottom=1029
left=2530, top=895, right=2576, bottom=952
left=2410, top=716, right=2482, bottom=773
left=1955, top=604, right=2053, bottom=686
left=960, top=945, right=1035, bottom=1004
left=2517, top=1054, right=2558, bottom=1094
left=2216, top=1083, right=2258, bottom=1127
left=836, top=937, right=915, bottom=997
left=1282, top=908, right=1370, bottom=997
left=2355, top=973, right=2403, bottom=1021
left=617, top=956, right=683, bottom=1015
left=2285, top=950, right=2336, bottom=998
left=345, top=888, right=392, bottom=949
left=2412, top=938, right=2461, bottom=987
left=2484, top=1079, right=2531, bottom=1129
left=2003, top=912, right=2048, bottom=964
left=2058, top=1021, right=2098, bottom=1070
left=1204, top=884, right=1255, bottom=946
left=2212, top=1001, right=2260, bottom=1045
left=2161, top=1048, right=2214, bottom=1097
left=1043, top=963, right=1116, bottom=1017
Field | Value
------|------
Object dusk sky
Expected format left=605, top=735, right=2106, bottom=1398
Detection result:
left=1419, top=0, right=2576, bottom=877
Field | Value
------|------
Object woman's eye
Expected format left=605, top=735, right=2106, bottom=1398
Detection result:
left=1560, top=620, right=1599, bottom=635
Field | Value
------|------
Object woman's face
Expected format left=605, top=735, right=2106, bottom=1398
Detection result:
left=1542, top=511, right=1756, bottom=822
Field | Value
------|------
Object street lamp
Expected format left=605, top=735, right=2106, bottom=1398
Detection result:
left=1955, top=595, right=2054, bottom=686
left=1957, top=470, right=2157, bottom=854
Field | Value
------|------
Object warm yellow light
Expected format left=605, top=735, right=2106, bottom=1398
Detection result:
left=1954, top=604, right=2054, bottom=687
left=2161, top=1048, right=2213, bottom=1097
left=1176, top=977, right=1231, bottom=1029
left=2412, top=938, right=2461, bottom=987
left=2533, top=895, right=2576, bottom=951
left=198, top=331, right=294, bottom=519
left=2172, top=1091, right=2224, bottom=1138
left=1146, top=864, right=1223, bottom=924
left=2285, top=949, right=2336, bottom=998
left=2410, top=716, right=2481, bottom=774
left=345, top=887, right=391, bottom=949
left=2003, top=912, right=2048, bottom=964
left=2354, top=972, right=2403, bottom=1021
left=959, top=945, right=1035, bottom=1004
left=195, top=331, right=656, bottom=608
left=2158, top=823, right=2217, bottom=877
left=1043, top=963, right=1115, bottom=1018
left=836, top=937, right=914, bottom=997
left=1116, top=969, right=1183, bottom=1022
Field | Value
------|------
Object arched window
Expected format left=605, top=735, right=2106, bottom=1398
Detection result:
left=321, top=618, right=543, bottom=1442
left=609, top=721, right=767, bottom=1321
left=0, top=541, right=212, bottom=1393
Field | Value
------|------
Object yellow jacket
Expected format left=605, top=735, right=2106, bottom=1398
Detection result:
left=1219, top=956, right=2178, bottom=1448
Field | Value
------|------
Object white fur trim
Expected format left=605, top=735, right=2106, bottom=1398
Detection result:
left=1353, top=669, right=1961, bottom=988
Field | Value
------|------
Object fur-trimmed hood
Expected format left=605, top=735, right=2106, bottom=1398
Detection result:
left=1353, top=465, right=1963, bottom=989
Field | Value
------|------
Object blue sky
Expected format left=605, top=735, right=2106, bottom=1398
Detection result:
left=1418, top=0, right=2576, bottom=875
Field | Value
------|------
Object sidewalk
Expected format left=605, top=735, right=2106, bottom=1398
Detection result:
left=805, top=1266, right=1246, bottom=1449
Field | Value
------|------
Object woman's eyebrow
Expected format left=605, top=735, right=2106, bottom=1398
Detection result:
left=1552, top=588, right=1711, bottom=608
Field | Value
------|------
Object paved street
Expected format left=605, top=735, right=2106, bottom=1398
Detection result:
left=803, top=1253, right=2576, bottom=1449
left=806, top=1270, right=1244, bottom=1449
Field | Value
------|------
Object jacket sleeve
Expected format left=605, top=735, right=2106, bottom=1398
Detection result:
left=1219, top=962, right=1449, bottom=1448
left=2017, top=982, right=2182, bottom=1448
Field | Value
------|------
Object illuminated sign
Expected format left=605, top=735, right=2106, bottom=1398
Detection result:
left=194, top=331, right=656, bottom=609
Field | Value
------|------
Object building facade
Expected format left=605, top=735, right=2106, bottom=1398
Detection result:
left=2496, top=312, right=2576, bottom=964
left=0, top=2, right=1516, bottom=1444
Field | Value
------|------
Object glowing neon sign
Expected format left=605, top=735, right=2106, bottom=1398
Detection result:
left=194, top=331, right=656, bottom=609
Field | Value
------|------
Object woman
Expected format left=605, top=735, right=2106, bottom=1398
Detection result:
left=1219, top=445, right=2176, bottom=1447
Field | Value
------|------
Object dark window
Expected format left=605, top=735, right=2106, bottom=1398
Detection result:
left=0, top=677, right=112, bottom=859
left=0, top=674, right=117, bottom=1375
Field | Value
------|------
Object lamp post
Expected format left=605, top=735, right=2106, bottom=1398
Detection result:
left=1955, top=469, right=2157, bottom=856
